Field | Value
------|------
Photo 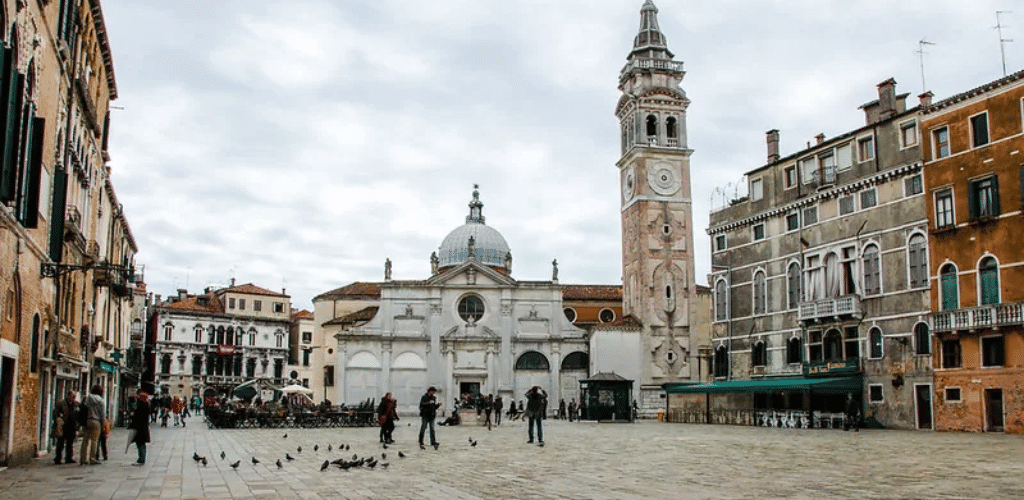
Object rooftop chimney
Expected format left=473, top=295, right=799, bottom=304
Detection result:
left=177, top=288, right=188, bottom=301
left=766, top=129, right=780, bottom=163
left=815, top=133, right=825, bottom=145
left=918, top=91, right=933, bottom=109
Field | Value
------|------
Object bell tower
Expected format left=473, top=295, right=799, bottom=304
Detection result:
left=616, top=1, right=698, bottom=411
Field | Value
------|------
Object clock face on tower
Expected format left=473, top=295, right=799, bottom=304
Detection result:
left=622, top=168, right=636, bottom=201
left=647, top=161, right=681, bottom=196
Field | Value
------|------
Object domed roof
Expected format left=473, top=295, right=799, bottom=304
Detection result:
left=437, top=187, right=510, bottom=270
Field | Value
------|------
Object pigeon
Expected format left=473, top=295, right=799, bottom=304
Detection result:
left=320, top=460, right=329, bottom=471
left=192, top=452, right=202, bottom=462
left=398, top=451, right=405, bottom=458
left=382, top=443, right=388, bottom=449
left=345, top=444, right=350, bottom=451
left=471, top=440, right=478, bottom=447
left=314, top=445, right=319, bottom=452
left=468, top=437, right=473, bottom=443
left=339, top=461, right=351, bottom=471
left=230, top=460, right=241, bottom=469
left=297, top=446, right=302, bottom=453
left=352, top=454, right=358, bottom=461
left=200, top=457, right=208, bottom=467
left=380, top=462, right=390, bottom=469
left=328, top=445, right=332, bottom=452
left=252, top=456, right=260, bottom=465
left=283, top=433, right=288, bottom=439
left=367, top=460, right=377, bottom=469
left=331, top=459, right=345, bottom=465
left=220, top=451, right=226, bottom=460
left=285, top=453, right=294, bottom=461
left=381, top=453, right=387, bottom=460
left=276, top=459, right=282, bottom=468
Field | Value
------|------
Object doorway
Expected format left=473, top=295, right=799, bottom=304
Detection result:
left=915, top=384, right=932, bottom=430
left=985, top=388, right=1004, bottom=432
left=459, top=381, right=480, bottom=397
left=0, top=357, right=14, bottom=465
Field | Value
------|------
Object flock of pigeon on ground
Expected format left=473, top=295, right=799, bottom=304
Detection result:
left=189, top=432, right=479, bottom=473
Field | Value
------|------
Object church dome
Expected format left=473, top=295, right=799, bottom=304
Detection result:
left=437, top=187, right=510, bottom=270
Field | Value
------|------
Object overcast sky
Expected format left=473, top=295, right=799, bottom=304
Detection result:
left=101, top=0, right=1018, bottom=311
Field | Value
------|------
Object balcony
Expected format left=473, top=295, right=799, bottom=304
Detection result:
left=799, top=295, right=863, bottom=323
left=932, top=302, right=1024, bottom=333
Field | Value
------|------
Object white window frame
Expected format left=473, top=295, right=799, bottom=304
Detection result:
left=839, top=195, right=855, bottom=215
left=932, top=125, right=950, bottom=159
left=750, top=177, right=764, bottom=201
left=802, top=205, right=818, bottom=226
left=944, top=386, right=963, bottom=403
left=976, top=253, right=1002, bottom=306
left=969, top=111, right=990, bottom=149
left=899, top=120, right=918, bottom=149
left=784, top=165, right=797, bottom=189
left=860, top=188, right=878, bottom=209
left=857, top=135, right=875, bottom=162
left=906, top=232, right=929, bottom=290
left=835, top=142, right=853, bottom=172
left=785, top=212, right=800, bottom=232
left=800, top=157, right=816, bottom=184
left=904, top=174, right=923, bottom=197
left=934, top=188, right=955, bottom=228
left=868, top=383, right=884, bottom=403
left=868, top=327, right=883, bottom=360
left=752, top=223, right=765, bottom=241
left=752, top=269, right=767, bottom=316
left=714, top=276, right=729, bottom=322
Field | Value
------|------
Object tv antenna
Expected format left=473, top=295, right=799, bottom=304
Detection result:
left=915, top=39, right=936, bottom=94
left=996, top=11, right=1013, bottom=77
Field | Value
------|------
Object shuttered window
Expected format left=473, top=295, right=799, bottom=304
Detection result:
left=979, top=257, right=999, bottom=305
left=940, top=265, right=959, bottom=311
left=908, top=234, right=928, bottom=288
left=862, top=245, right=881, bottom=295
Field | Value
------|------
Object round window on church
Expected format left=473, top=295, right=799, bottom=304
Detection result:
left=599, top=308, right=616, bottom=323
left=458, top=295, right=485, bottom=322
left=563, top=308, right=577, bottom=323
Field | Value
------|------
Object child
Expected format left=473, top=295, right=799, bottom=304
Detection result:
left=98, top=417, right=110, bottom=461
left=160, top=408, right=170, bottom=428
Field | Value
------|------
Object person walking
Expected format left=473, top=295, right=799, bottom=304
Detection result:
left=52, top=390, right=79, bottom=464
left=418, top=386, right=441, bottom=450
left=378, top=392, right=399, bottom=444
left=493, top=396, right=503, bottom=426
left=129, top=390, right=152, bottom=465
left=568, top=399, right=576, bottom=422
left=525, top=386, right=547, bottom=446
left=844, top=393, right=860, bottom=432
left=558, top=399, right=567, bottom=420
left=79, top=385, right=105, bottom=465
left=483, top=394, right=493, bottom=430
left=97, top=415, right=110, bottom=461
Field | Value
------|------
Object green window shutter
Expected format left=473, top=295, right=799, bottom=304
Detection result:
left=941, top=270, right=958, bottom=311
left=980, top=264, right=999, bottom=305
left=22, top=117, right=44, bottom=228
left=0, top=48, right=13, bottom=201
left=48, top=167, right=68, bottom=263
left=0, top=72, right=23, bottom=202
left=991, top=175, right=1000, bottom=216
left=967, top=181, right=978, bottom=220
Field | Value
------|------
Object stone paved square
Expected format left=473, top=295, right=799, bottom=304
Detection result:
left=1, top=415, right=1022, bottom=499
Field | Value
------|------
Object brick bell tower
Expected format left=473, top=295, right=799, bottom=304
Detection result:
left=616, top=0, right=698, bottom=413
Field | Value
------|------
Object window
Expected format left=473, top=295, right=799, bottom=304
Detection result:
left=981, top=336, right=1005, bottom=367
left=666, top=117, right=677, bottom=139
left=302, top=349, right=310, bottom=367
left=458, top=295, right=485, bottom=322
left=935, top=189, right=954, bottom=228
left=207, top=326, right=215, bottom=344
left=787, top=263, right=801, bottom=309
left=858, top=136, right=874, bottom=161
left=844, top=327, right=860, bottom=359
left=249, top=331, right=255, bottom=346
left=750, top=178, right=764, bottom=201
left=860, top=189, right=877, bottom=209
left=301, top=378, right=309, bottom=388
left=940, top=264, right=959, bottom=311
left=868, top=384, right=884, bottom=403
left=714, top=346, right=728, bottom=378
left=302, top=331, right=313, bottom=344
left=802, top=206, right=818, bottom=225
left=824, top=329, right=843, bottom=361
left=900, top=121, right=918, bottom=147
left=820, top=154, right=836, bottom=183
left=836, top=143, right=853, bottom=171
left=945, top=387, right=962, bottom=402
left=808, top=331, right=823, bottom=362
left=941, top=339, right=961, bottom=368
left=646, top=114, right=657, bottom=142
left=714, top=279, right=728, bottom=321
left=786, top=337, right=802, bottom=364
left=752, top=223, right=765, bottom=241
left=786, top=212, right=799, bottom=231
left=246, top=358, right=256, bottom=378
left=161, top=354, right=171, bottom=374
left=192, top=355, right=202, bottom=375
left=194, top=326, right=203, bottom=343
left=714, top=234, right=726, bottom=251
left=274, top=302, right=284, bottom=313
left=869, top=327, right=883, bottom=359
left=163, top=324, right=173, bottom=342
left=516, top=351, right=550, bottom=370
left=751, top=341, right=767, bottom=367
left=904, top=174, right=923, bottom=196
left=599, top=308, right=616, bottom=323
left=968, top=176, right=1000, bottom=220
left=839, top=195, right=855, bottom=215
left=563, top=308, right=577, bottom=322
left=229, top=298, right=235, bottom=309
left=276, top=333, right=284, bottom=348
left=239, top=299, right=246, bottom=310
left=862, top=244, right=881, bottom=295
left=324, top=366, right=335, bottom=386
left=254, top=300, right=262, bottom=312
left=274, top=359, right=284, bottom=379
left=784, top=166, right=797, bottom=188
left=979, top=257, right=1000, bottom=305
left=933, top=127, right=950, bottom=158
left=800, top=157, right=816, bottom=184
left=908, top=234, right=928, bottom=288
left=914, top=323, right=930, bottom=355
left=970, top=112, right=989, bottom=148
left=753, top=271, right=767, bottom=315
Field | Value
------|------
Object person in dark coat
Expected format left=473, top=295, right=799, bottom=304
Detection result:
left=130, top=391, right=152, bottom=465
left=525, top=386, right=547, bottom=446
left=378, top=392, right=399, bottom=444
left=493, top=396, right=503, bottom=426
left=52, top=390, right=79, bottom=464
left=418, top=387, right=441, bottom=449
left=844, top=393, right=860, bottom=432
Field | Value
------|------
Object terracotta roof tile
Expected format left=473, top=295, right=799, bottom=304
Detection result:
left=291, top=309, right=313, bottom=321
left=323, top=306, right=379, bottom=326
left=561, top=285, right=622, bottom=301
left=220, top=283, right=289, bottom=297
left=314, top=282, right=383, bottom=301
left=159, top=294, right=223, bottom=314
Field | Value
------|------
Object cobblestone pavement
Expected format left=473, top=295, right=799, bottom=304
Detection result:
left=1, top=414, right=1022, bottom=500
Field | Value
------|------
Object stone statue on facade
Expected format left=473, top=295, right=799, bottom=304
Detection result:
left=552, top=259, right=559, bottom=282
left=385, top=258, right=392, bottom=281
left=504, top=251, right=512, bottom=273
left=430, top=252, right=439, bottom=275
left=467, top=236, right=476, bottom=259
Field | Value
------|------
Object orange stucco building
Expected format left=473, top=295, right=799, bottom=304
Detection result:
left=922, top=71, right=1024, bottom=433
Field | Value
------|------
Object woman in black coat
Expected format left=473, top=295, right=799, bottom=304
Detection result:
left=129, top=391, right=152, bottom=465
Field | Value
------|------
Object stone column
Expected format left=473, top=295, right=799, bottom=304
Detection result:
left=549, top=345, right=561, bottom=413
left=337, top=341, right=347, bottom=405
left=381, top=340, right=392, bottom=394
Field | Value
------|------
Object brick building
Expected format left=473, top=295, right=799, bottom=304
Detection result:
left=922, top=70, right=1024, bottom=434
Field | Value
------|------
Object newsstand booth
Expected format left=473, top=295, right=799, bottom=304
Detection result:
left=579, top=372, right=634, bottom=422
left=663, top=376, right=862, bottom=428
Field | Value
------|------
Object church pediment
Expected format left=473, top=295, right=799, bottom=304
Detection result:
left=426, top=260, right=517, bottom=287
left=443, top=324, right=500, bottom=339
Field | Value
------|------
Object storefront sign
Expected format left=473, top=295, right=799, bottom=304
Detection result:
left=803, top=359, right=858, bottom=376
left=217, top=345, right=235, bottom=355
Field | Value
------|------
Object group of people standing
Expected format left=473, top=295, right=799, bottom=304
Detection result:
left=405, top=385, right=551, bottom=449
left=51, top=386, right=153, bottom=467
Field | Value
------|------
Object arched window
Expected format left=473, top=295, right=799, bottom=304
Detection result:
left=207, top=325, right=215, bottom=344
left=192, top=355, right=202, bottom=375
left=908, top=234, right=928, bottom=288
left=714, top=279, right=728, bottom=321
left=869, top=327, right=883, bottom=359
left=225, top=327, right=234, bottom=346
left=646, top=114, right=658, bottom=140
left=235, top=330, right=243, bottom=345
left=561, top=351, right=589, bottom=370
left=249, top=329, right=256, bottom=346
left=752, top=341, right=767, bottom=367
left=979, top=256, right=999, bottom=305
left=914, top=323, right=930, bottom=355
left=862, top=244, right=881, bottom=295
left=787, top=263, right=801, bottom=309
left=714, top=346, right=729, bottom=378
left=666, top=116, right=677, bottom=139
left=161, top=354, right=172, bottom=374
left=824, top=329, right=843, bottom=361
left=276, top=332, right=284, bottom=348
left=515, top=351, right=549, bottom=370
left=246, top=357, right=256, bottom=378
left=30, top=314, right=40, bottom=373
left=940, top=264, right=959, bottom=311
left=163, top=323, right=173, bottom=342
left=457, top=295, right=485, bottom=322
left=216, top=326, right=225, bottom=345
left=786, top=337, right=802, bottom=364
left=194, top=325, right=203, bottom=343
left=753, top=271, right=767, bottom=315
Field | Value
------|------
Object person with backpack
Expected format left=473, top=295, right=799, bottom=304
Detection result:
left=525, top=386, right=547, bottom=446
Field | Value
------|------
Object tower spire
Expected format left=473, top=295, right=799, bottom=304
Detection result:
left=631, top=0, right=673, bottom=59
left=466, top=184, right=485, bottom=224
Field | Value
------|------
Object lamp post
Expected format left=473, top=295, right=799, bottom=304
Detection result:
left=698, top=345, right=712, bottom=424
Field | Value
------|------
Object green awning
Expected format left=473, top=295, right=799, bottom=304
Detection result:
left=664, top=376, right=861, bottom=395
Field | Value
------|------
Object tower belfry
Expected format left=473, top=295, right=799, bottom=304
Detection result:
left=616, top=1, right=699, bottom=413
